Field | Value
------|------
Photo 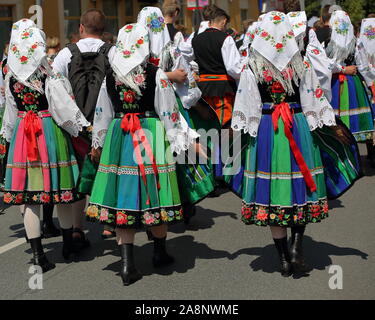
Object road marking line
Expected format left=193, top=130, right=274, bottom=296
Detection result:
left=0, top=238, right=26, bottom=255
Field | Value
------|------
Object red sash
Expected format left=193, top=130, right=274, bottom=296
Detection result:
left=272, top=102, right=317, bottom=193
left=121, top=113, right=160, bottom=205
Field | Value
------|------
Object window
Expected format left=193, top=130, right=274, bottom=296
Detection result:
left=0, top=5, right=13, bottom=59
left=102, top=0, right=119, bottom=35
left=64, top=0, right=82, bottom=40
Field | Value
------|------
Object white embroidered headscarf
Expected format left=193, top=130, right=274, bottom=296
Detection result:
left=326, top=10, right=356, bottom=64
left=249, top=11, right=304, bottom=94
left=137, top=6, right=171, bottom=70
left=7, top=19, right=49, bottom=92
left=239, top=22, right=259, bottom=56
left=358, top=18, right=375, bottom=65
left=287, top=11, right=307, bottom=51
left=111, top=23, right=149, bottom=95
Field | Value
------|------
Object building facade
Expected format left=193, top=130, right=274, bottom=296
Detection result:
left=0, top=0, right=260, bottom=53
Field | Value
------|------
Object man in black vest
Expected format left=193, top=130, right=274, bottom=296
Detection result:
left=192, top=6, right=242, bottom=128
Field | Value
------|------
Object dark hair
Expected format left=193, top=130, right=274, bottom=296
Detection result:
left=210, top=7, right=230, bottom=24
left=242, top=19, right=255, bottom=33
left=321, top=5, right=331, bottom=23
left=80, top=9, right=106, bottom=36
left=101, top=32, right=114, bottom=44
left=203, top=4, right=219, bottom=21
left=368, top=13, right=375, bottom=18
left=283, top=0, right=301, bottom=13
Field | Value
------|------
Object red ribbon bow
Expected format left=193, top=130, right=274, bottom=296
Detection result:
left=338, top=73, right=346, bottom=84
left=272, top=102, right=317, bottom=193
left=24, top=110, right=42, bottom=162
left=121, top=113, right=160, bottom=205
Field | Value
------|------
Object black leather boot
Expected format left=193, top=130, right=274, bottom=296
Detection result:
left=119, top=244, right=142, bottom=286
left=61, top=227, right=80, bottom=260
left=152, top=236, right=175, bottom=268
left=29, top=237, right=55, bottom=273
left=183, top=203, right=196, bottom=225
left=366, top=141, right=375, bottom=168
left=290, top=226, right=311, bottom=273
left=72, top=228, right=90, bottom=250
left=41, top=204, right=60, bottom=238
left=273, top=237, right=292, bottom=277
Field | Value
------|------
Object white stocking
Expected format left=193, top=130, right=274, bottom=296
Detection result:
left=23, top=205, right=41, bottom=239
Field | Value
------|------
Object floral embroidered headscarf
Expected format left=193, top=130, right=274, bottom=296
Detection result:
left=111, top=23, right=149, bottom=95
left=326, top=10, right=355, bottom=64
left=358, top=18, right=375, bottom=65
left=239, top=21, right=259, bottom=57
left=287, top=11, right=307, bottom=50
left=249, top=11, right=304, bottom=94
left=7, top=19, right=49, bottom=91
left=136, top=6, right=171, bottom=70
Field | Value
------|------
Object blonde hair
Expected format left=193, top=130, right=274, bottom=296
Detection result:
left=46, top=36, right=60, bottom=49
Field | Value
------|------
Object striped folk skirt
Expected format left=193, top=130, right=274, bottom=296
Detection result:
left=3, top=110, right=81, bottom=205
left=331, top=74, right=374, bottom=142
left=86, top=113, right=183, bottom=229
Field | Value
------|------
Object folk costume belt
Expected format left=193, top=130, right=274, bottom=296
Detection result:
left=18, top=110, right=51, bottom=162
left=271, top=102, right=317, bottom=193
left=199, top=74, right=235, bottom=82
left=120, top=112, right=160, bottom=205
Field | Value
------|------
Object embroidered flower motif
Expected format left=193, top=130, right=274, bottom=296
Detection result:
left=160, top=79, right=169, bottom=88
left=0, top=144, right=6, bottom=155
left=20, top=56, right=28, bottom=64
left=122, top=50, right=131, bottom=58
left=87, top=205, right=99, bottom=218
left=133, top=74, right=145, bottom=85
left=3, top=193, right=12, bottom=204
left=364, top=25, right=375, bottom=40
left=123, top=90, right=136, bottom=103
left=125, top=25, right=133, bottom=32
left=275, top=43, right=283, bottom=51
left=61, top=191, right=73, bottom=202
left=21, top=29, right=33, bottom=39
left=13, top=82, right=24, bottom=93
left=334, top=19, right=350, bottom=36
left=282, top=68, right=293, bottom=80
left=315, top=88, right=323, bottom=98
left=40, top=193, right=50, bottom=203
left=323, top=202, right=329, bottom=214
left=241, top=206, right=252, bottom=219
left=271, top=81, right=285, bottom=93
left=312, top=49, right=320, bottom=55
left=160, top=210, right=168, bottom=221
left=146, top=12, right=165, bottom=33
left=144, top=212, right=156, bottom=225
left=171, top=112, right=179, bottom=122
left=54, top=194, right=60, bottom=202
left=23, top=92, right=35, bottom=105
left=15, top=193, right=23, bottom=204
left=263, top=70, right=273, bottom=82
left=116, top=211, right=128, bottom=225
left=256, top=212, right=268, bottom=221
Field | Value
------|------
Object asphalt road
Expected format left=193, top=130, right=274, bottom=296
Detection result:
left=0, top=144, right=374, bottom=300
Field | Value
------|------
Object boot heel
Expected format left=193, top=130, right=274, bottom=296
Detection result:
left=29, top=237, right=55, bottom=273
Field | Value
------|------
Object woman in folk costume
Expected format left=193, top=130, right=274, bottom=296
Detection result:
left=1, top=19, right=90, bottom=272
left=355, top=18, right=375, bottom=126
left=86, top=23, right=199, bottom=285
left=136, top=7, right=216, bottom=222
left=239, top=21, right=259, bottom=58
left=230, top=11, right=355, bottom=277
left=326, top=11, right=375, bottom=166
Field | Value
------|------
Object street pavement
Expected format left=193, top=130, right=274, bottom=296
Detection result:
left=0, top=144, right=374, bottom=300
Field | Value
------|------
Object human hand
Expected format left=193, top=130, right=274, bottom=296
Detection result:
left=90, top=147, right=102, bottom=163
left=344, top=66, right=357, bottom=76
left=167, top=69, right=188, bottom=84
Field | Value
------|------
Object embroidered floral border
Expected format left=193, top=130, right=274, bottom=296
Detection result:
left=86, top=203, right=183, bottom=228
left=241, top=199, right=329, bottom=227
left=3, top=190, right=83, bottom=205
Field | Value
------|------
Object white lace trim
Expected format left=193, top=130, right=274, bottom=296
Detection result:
left=92, top=129, right=108, bottom=149
left=166, top=127, right=200, bottom=155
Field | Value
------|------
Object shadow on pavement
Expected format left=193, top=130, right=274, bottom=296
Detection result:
left=103, top=235, right=232, bottom=277
left=168, top=207, right=238, bottom=234
left=230, top=235, right=368, bottom=279
left=328, top=199, right=344, bottom=209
